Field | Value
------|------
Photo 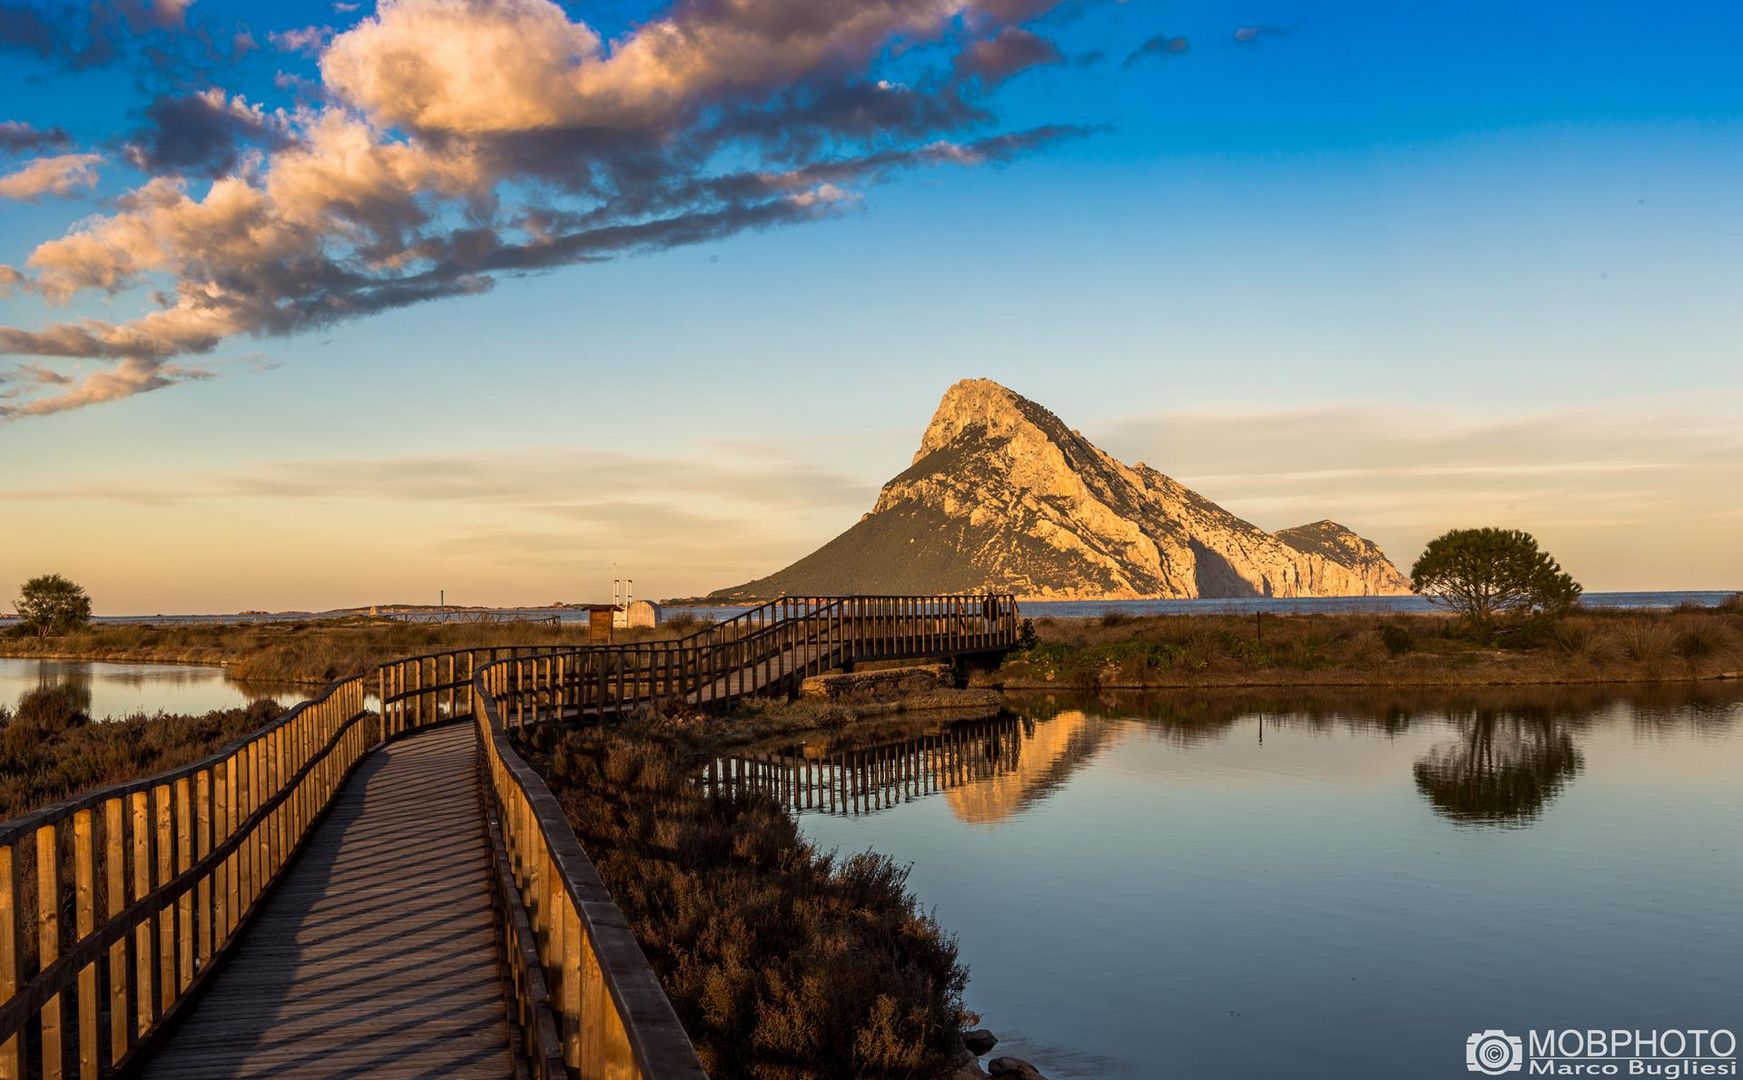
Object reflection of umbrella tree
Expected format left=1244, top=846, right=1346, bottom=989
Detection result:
left=28, top=668, right=93, bottom=715
left=1413, top=709, right=1583, bottom=827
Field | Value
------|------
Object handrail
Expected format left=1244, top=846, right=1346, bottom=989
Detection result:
left=0, top=676, right=371, bottom=1079
left=471, top=667, right=708, bottom=1079
left=485, top=594, right=1020, bottom=727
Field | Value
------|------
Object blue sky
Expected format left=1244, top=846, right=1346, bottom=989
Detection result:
left=2, top=0, right=1740, bottom=610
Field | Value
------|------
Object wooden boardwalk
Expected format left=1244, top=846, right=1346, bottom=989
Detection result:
left=3, top=595, right=1016, bottom=1080
left=138, top=722, right=513, bottom=1079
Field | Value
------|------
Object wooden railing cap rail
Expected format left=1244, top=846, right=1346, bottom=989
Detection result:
left=0, top=696, right=372, bottom=1040
left=474, top=677, right=709, bottom=1078
left=0, top=675, right=363, bottom=846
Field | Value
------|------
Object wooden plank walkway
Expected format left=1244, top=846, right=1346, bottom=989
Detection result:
left=140, top=722, right=514, bottom=1079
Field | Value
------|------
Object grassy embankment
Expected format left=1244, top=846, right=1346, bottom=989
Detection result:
left=0, top=615, right=714, bottom=685
left=514, top=716, right=973, bottom=1080
left=0, top=687, right=284, bottom=819
left=983, top=598, right=1743, bottom=690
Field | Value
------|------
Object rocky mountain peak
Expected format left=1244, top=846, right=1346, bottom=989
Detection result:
left=915, top=378, right=1054, bottom=463
left=711, top=381, right=1411, bottom=601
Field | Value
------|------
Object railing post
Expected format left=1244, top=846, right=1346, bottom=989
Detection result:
left=73, top=809, right=97, bottom=1080
left=222, top=760, right=238, bottom=947
left=102, top=796, right=126, bottom=1068
left=174, top=779, right=193, bottom=995
left=37, top=822, right=63, bottom=1080
left=0, top=841, right=17, bottom=1080
left=153, top=786, right=173, bottom=1016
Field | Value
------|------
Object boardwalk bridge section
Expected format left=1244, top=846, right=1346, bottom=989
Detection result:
left=0, top=595, right=1016, bottom=1080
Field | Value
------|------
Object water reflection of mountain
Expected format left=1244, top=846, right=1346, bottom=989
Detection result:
left=712, top=684, right=1739, bottom=829
left=1009, top=684, right=1740, bottom=828
left=944, top=711, right=1123, bottom=825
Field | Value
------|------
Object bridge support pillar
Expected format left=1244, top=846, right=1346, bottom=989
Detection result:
left=950, top=650, right=1008, bottom=687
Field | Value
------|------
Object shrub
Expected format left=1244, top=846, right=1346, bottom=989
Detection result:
left=1612, top=619, right=1674, bottom=663
left=1673, top=623, right=1725, bottom=665
left=1548, top=621, right=1612, bottom=665
left=1500, top=614, right=1562, bottom=650
left=1379, top=624, right=1416, bottom=656
left=1016, top=618, right=1038, bottom=651
left=662, top=613, right=715, bottom=635
left=0, top=695, right=283, bottom=819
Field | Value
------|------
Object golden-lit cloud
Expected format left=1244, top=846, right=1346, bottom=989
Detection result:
left=0, top=152, right=102, bottom=200
left=1, top=0, right=1085, bottom=418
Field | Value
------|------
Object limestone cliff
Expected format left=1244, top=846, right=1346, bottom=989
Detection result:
left=711, top=379, right=1411, bottom=601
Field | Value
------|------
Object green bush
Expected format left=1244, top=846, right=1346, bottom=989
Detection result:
left=1379, top=624, right=1416, bottom=656
left=14, top=573, right=93, bottom=637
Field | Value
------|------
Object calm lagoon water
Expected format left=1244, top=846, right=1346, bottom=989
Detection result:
left=0, top=657, right=304, bottom=719
left=770, top=685, right=1743, bottom=1079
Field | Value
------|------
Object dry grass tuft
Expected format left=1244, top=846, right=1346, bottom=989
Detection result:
left=1611, top=618, right=1675, bottom=663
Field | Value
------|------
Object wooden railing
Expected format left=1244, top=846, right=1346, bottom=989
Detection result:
left=471, top=667, right=706, bottom=1080
left=486, top=594, right=1020, bottom=727
left=0, top=677, right=369, bottom=1080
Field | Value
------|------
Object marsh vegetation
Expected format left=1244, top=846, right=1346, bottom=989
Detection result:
left=514, top=721, right=974, bottom=1080
left=0, top=686, right=284, bottom=818
left=0, top=614, right=715, bottom=685
left=992, top=598, right=1743, bottom=690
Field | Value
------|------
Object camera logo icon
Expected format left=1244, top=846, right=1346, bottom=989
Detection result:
left=1467, top=1030, right=1524, bottom=1075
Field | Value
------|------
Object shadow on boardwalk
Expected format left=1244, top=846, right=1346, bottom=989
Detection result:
left=140, top=723, right=512, bottom=1079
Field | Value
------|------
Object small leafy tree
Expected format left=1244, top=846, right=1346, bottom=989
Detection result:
left=1410, top=528, right=1581, bottom=623
left=15, top=574, right=93, bottom=637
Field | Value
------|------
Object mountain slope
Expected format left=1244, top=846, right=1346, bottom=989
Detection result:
left=711, top=379, right=1410, bottom=601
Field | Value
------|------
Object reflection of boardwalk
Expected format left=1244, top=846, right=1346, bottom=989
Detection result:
left=140, top=724, right=511, bottom=1079
left=708, top=718, right=1022, bottom=816
left=710, top=711, right=1125, bottom=823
